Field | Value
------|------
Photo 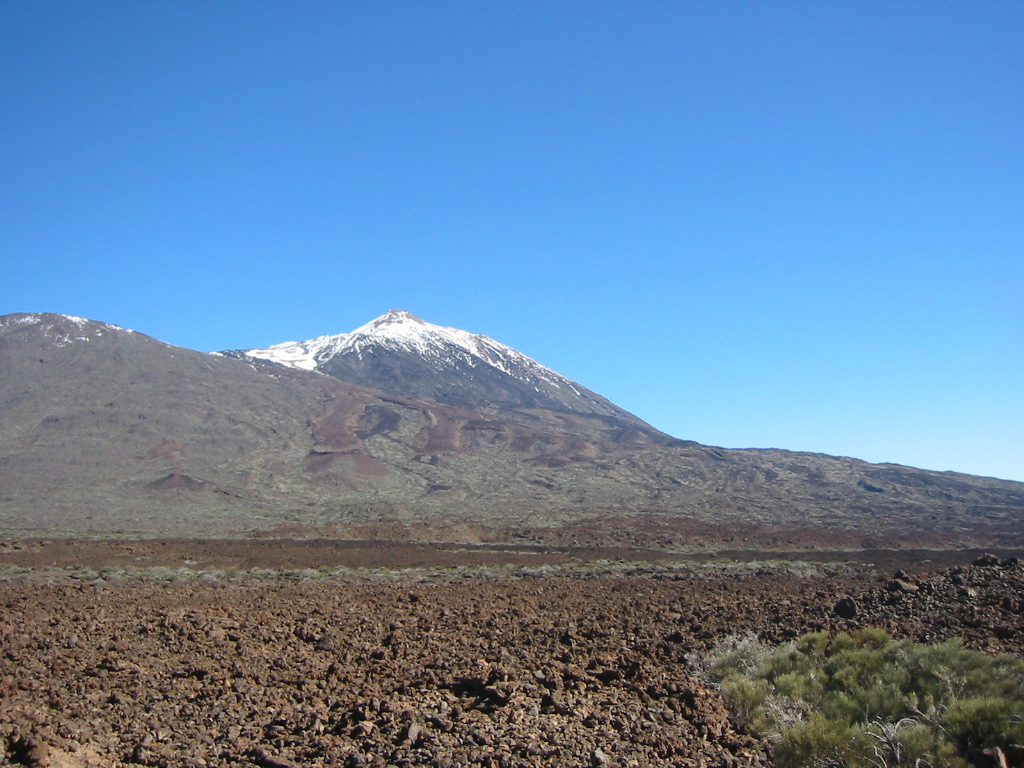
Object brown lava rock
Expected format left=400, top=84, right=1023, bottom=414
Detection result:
left=1, top=549, right=1023, bottom=766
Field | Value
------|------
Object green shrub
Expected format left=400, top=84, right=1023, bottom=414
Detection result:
left=875, top=719, right=965, bottom=768
left=943, top=696, right=1024, bottom=759
left=773, top=713, right=872, bottom=768
left=720, top=674, right=771, bottom=723
left=700, top=629, right=1024, bottom=767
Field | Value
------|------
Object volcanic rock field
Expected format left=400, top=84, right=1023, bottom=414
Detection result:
left=2, top=545, right=1023, bottom=768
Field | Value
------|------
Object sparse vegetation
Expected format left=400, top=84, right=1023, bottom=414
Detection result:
left=699, top=629, right=1024, bottom=767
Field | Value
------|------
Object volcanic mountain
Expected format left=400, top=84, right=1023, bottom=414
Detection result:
left=2, top=311, right=1023, bottom=547
left=229, top=309, right=661, bottom=438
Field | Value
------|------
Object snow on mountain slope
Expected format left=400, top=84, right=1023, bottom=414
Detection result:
left=0, top=312, right=139, bottom=348
left=234, top=310, right=660, bottom=432
left=2, top=312, right=134, bottom=335
left=243, top=309, right=582, bottom=392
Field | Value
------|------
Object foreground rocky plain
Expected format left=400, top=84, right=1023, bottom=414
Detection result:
left=2, top=541, right=1024, bottom=768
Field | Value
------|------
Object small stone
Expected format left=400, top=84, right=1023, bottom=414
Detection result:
left=250, top=748, right=297, bottom=768
left=887, top=579, right=919, bottom=593
left=353, top=721, right=375, bottom=738
left=12, top=738, right=51, bottom=767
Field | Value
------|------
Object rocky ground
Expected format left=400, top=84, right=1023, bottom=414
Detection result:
left=1, top=544, right=1023, bottom=768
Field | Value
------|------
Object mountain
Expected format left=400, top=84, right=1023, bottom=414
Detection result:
left=2, top=311, right=1023, bottom=547
left=229, top=309, right=662, bottom=438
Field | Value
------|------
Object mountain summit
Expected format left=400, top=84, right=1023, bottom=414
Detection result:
left=232, top=310, right=660, bottom=435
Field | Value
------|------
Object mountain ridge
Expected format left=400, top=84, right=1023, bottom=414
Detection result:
left=2, top=311, right=1022, bottom=547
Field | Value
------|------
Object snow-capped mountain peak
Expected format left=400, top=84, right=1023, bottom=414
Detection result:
left=233, top=310, right=655, bottom=430
left=360, top=308, right=426, bottom=330
left=242, top=310, right=563, bottom=383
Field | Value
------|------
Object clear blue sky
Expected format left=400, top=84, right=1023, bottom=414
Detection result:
left=2, top=2, right=1022, bottom=481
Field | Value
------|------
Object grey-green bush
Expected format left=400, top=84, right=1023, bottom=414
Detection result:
left=698, top=629, right=1024, bottom=768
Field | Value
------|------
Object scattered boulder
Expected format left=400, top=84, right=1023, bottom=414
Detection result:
left=833, top=596, right=858, bottom=619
